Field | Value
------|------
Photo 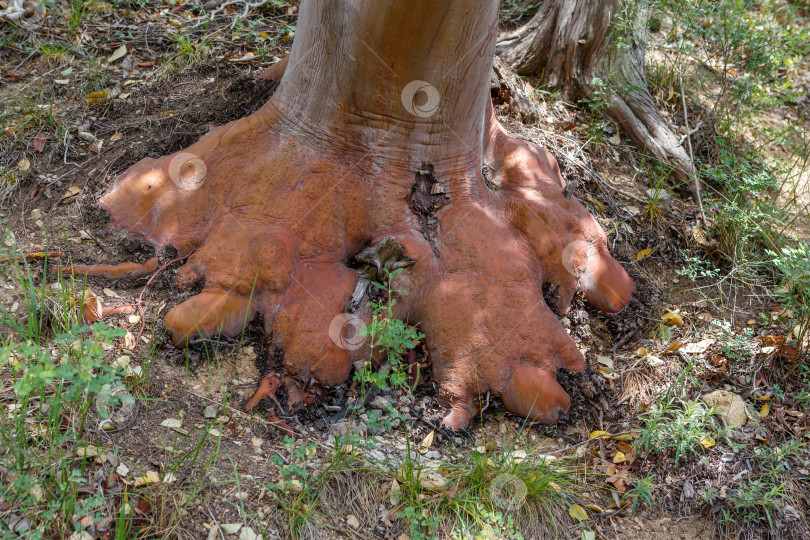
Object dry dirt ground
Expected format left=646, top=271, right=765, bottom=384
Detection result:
left=2, top=2, right=810, bottom=540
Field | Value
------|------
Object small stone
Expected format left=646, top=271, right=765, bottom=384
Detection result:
left=419, top=470, right=448, bottom=491
left=220, top=523, right=242, bottom=534
left=682, top=480, right=694, bottom=500
left=346, top=514, right=360, bottom=529
left=701, top=390, right=747, bottom=428
left=204, top=405, right=218, bottom=419
left=15, top=518, right=31, bottom=534
left=239, top=527, right=260, bottom=540
left=369, top=395, right=390, bottom=411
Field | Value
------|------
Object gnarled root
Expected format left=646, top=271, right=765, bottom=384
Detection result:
left=101, top=97, right=633, bottom=430
left=244, top=372, right=294, bottom=436
left=62, top=257, right=159, bottom=280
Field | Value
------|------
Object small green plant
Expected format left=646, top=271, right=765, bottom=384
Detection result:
left=266, top=435, right=369, bottom=537
left=355, top=268, right=424, bottom=393
left=770, top=242, right=810, bottom=362
left=638, top=360, right=723, bottom=464
left=0, top=322, right=129, bottom=538
left=169, top=32, right=213, bottom=72
left=626, top=472, right=658, bottom=514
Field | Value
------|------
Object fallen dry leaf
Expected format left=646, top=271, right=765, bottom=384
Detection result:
left=760, top=403, right=770, bottom=418
left=80, top=288, right=103, bottom=322
left=662, top=311, right=684, bottom=326
left=419, top=429, right=434, bottom=454
left=108, top=44, right=128, bottom=63
left=60, top=185, right=81, bottom=201
left=636, top=248, right=653, bottom=260
left=33, top=132, right=46, bottom=153
left=122, top=330, right=136, bottom=350
left=682, top=339, right=714, bottom=354
left=568, top=504, right=588, bottom=521
left=160, top=418, right=183, bottom=429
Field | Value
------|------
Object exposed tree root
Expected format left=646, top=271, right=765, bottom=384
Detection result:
left=61, top=257, right=159, bottom=280
left=99, top=0, right=634, bottom=429
left=100, top=98, right=633, bottom=428
left=244, top=372, right=295, bottom=437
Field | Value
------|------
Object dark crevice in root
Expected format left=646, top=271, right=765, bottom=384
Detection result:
left=542, top=282, right=564, bottom=318
left=347, top=236, right=414, bottom=312
left=408, top=163, right=450, bottom=256
left=481, top=165, right=498, bottom=192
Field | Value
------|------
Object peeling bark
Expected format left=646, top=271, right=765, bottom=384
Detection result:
left=497, top=0, right=695, bottom=180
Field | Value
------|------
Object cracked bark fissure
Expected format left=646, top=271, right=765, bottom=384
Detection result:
left=101, top=0, right=634, bottom=428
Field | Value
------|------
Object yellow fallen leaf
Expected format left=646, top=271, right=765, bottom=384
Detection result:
left=636, top=248, right=653, bottom=260
left=568, top=504, right=588, bottom=521
left=585, top=504, right=604, bottom=513
left=61, top=185, right=81, bottom=200
left=134, top=470, right=160, bottom=486
left=611, top=433, right=635, bottom=441
left=110, top=131, right=123, bottom=142
left=282, top=32, right=294, bottom=41
left=662, top=312, right=684, bottom=326
left=760, top=403, right=770, bottom=418
left=613, top=451, right=626, bottom=464
left=700, top=435, right=715, bottom=448
left=589, top=430, right=610, bottom=439
left=258, top=31, right=270, bottom=39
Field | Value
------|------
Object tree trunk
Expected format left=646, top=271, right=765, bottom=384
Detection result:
left=100, top=0, right=634, bottom=429
left=497, top=0, right=695, bottom=180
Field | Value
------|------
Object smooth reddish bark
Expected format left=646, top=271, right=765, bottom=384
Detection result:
left=100, top=0, right=634, bottom=428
